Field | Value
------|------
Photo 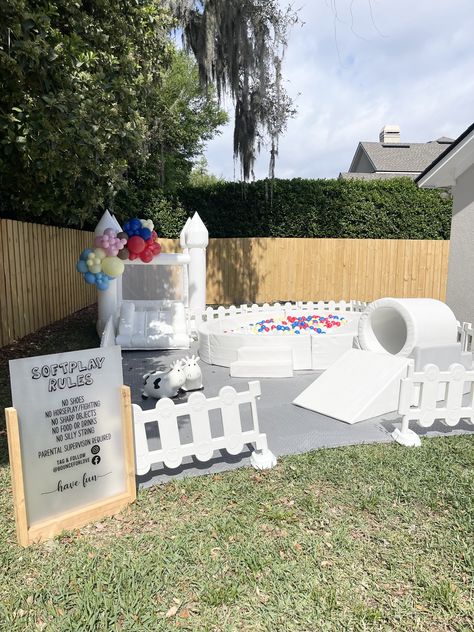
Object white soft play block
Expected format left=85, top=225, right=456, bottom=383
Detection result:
left=230, top=346, right=294, bottom=378
left=311, top=333, right=355, bottom=370
left=293, top=349, right=411, bottom=424
left=230, top=360, right=293, bottom=378
left=236, top=345, right=292, bottom=362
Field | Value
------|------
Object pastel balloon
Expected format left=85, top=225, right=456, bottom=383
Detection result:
left=84, top=272, right=96, bottom=284
left=140, top=218, right=154, bottom=231
left=96, top=279, right=109, bottom=291
left=76, top=260, right=88, bottom=273
left=104, top=228, right=116, bottom=237
left=101, top=256, right=125, bottom=278
left=127, top=235, right=146, bottom=254
left=80, top=248, right=94, bottom=261
left=93, top=247, right=107, bottom=260
left=89, top=263, right=102, bottom=274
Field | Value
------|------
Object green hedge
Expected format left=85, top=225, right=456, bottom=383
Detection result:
left=168, top=177, right=451, bottom=239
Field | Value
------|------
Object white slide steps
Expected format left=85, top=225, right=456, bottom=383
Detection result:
left=230, top=346, right=294, bottom=378
left=293, top=349, right=411, bottom=423
left=115, top=302, right=190, bottom=349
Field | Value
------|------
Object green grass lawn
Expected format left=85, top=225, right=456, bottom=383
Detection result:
left=0, top=309, right=473, bottom=631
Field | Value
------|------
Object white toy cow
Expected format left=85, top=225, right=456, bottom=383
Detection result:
left=142, top=361, right=186, bottom=400
left=180, top=355, right=203, bottom=391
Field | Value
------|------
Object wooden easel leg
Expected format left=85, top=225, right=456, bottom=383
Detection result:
left=5, top=407, right=29, bottom=547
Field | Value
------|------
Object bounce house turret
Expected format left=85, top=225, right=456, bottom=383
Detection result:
left=94, top=211, right=122, bottom=334
left=94, top=210, right=120, bottom=238
left=185, top=213, right=208, bottom=311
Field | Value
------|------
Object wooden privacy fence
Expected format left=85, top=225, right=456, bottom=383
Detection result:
left=0, top=219, right=95, bottom=347
left=0, top=219, right=450, bottom=347
left=206, top=237, right=450, bottom=306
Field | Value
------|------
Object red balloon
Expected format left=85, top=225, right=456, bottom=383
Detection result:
left=127, top=235, right=146, bottom=254
left=140, top=249, right=154, bottom=263
left=151, top=243, right=161, bottom=256
left=128, top=252, right=139, bottom=261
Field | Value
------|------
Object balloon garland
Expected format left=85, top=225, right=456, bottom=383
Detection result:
left=76, top=218, right=162, bottom=291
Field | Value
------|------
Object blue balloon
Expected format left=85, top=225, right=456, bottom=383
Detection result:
left=96, top=279, right=109, bottom=291
left=80, top=248, right=94, bottom=261
left=139, top=227, right=152, bottom=241
left=76, top=260, right=88, bottom=273
left=84, top=272, right=96, bottom=284
left=130, top=218, right=142, bottom=230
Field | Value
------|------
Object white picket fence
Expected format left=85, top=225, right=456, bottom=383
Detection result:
left=457, top=321, right=473, bottom=352
left=188, top=300, right=367, bottom=332
left=132, top=380, right=276, bottom=475
left=393, top=362, right=474, bottom=446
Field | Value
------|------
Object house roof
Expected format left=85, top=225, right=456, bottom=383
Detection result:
left=352, top=139, right=453, bottom=174
left=339, top=171, right=417, bottom=181
left=417, top=123, right=474, bottom=187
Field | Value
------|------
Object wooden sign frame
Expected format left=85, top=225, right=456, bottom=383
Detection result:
left=6, top=386, right=136, bottom=547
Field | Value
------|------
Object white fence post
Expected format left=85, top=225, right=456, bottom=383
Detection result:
left=132, top=380, right=276, bottom=476
left=392, top=362, right=474, bottom=447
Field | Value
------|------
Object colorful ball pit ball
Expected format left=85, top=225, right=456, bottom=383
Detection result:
left=227, top=314, right=347, bottom=336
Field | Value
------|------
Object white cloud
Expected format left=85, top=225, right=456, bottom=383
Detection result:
left=204, top=0, right=474, bottom=180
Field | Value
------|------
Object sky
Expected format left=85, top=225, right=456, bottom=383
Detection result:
left=203, top=0, right=474, bottom=181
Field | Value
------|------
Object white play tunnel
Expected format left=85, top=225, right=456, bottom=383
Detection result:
left=358, top=298, right=458, bottom=357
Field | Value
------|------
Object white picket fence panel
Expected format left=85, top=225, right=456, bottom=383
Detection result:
left=188, top=300, right=367, bottom=332
left=393, top=362, right=474, bottom=446
left=457, top=321, right=473, bottom=352
left=132, top=380, right=276, bottom=475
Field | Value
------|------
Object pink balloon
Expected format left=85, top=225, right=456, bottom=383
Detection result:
left=104, top=228, right=116, bottom=237
left=94, top=235, right=104, bottom=248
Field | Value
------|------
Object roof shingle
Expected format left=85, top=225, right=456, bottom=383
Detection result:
left=359, top=140, right=451, bottom=173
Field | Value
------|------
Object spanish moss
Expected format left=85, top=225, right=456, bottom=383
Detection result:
left=170, top=0, right=298, bottom=180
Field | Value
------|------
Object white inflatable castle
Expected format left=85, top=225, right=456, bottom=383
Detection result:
left=97, top=211, right=208, bottom=349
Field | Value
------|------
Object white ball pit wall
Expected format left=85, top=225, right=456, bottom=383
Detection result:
left=358, top=298, right=458, bottom=357
left=199, top=308, right=361, bottom=371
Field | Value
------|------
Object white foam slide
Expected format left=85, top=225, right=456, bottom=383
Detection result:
left=132, top=381, right=276, bottom=475
left=358, top=298, right=458, bottom=357
left=293, top=349, right=411, bottom=424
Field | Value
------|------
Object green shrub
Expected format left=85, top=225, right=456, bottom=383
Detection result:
left=174, top=177, right=452, bottom=239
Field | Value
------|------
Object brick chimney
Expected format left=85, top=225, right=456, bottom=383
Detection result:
left=379, top=124, right=401, bottom=144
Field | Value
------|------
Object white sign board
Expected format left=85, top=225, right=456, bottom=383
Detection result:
left=9, top=346, right=128, bottom=528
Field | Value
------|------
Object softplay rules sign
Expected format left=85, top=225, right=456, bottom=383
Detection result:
left=9, top=346, right=126, bottom=527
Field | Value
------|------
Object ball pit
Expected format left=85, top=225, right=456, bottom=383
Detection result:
left=224, top=313, right=349, bottom=336
left=199, top=308, right=361, bottom=372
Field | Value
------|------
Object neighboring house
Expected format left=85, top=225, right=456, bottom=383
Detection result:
left=339, top=125, right=453, bottom=180
left=417, top=122, right=474, bottom=324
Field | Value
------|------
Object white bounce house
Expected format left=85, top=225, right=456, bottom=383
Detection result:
left=97, top=211, right=208, bottom=349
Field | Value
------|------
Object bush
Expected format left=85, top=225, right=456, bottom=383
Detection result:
left=174, top=177, right=452, bottom=239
